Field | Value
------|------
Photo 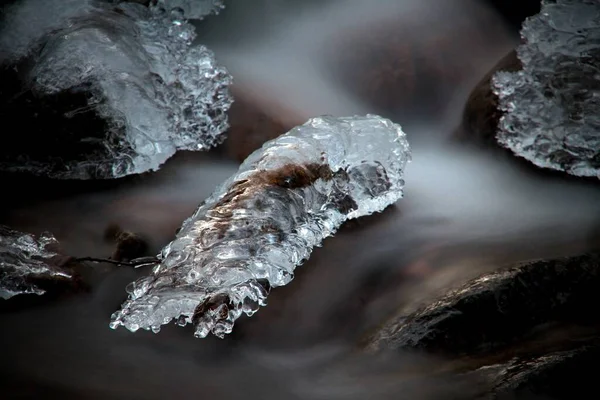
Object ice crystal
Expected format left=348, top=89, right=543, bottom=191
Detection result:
left=492, top=0, right=600, bottom=178
left=0, top=226, right=74, bottom=300
left=110, top=115, right=411, bottom=338
left=0, top=0, right=232, bottom=179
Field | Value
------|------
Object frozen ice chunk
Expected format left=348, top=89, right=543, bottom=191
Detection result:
left=156, top=0, right=225, bottom=20
left=0, top=0, right=232, bottom=179
left=0, top=0, right=98, bottom=63
left=0, top=226, right=75, bottom=300
left=492, top=0, right=600, bottom=178
left=110, top=115, right=411, bottom=338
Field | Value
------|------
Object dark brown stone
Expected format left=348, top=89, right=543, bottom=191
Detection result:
left=103, top=224, right=150, bottom=262
left=0, top=64, right=124, bottom=179
left=477, top=344, right=600, bottom=400
left=453, top=50, right=522, bottom=145
left=365, top=253, right=600, bottom=357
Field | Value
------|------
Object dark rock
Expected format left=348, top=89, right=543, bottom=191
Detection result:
left=103, top=224, right=150, bottom=262
left=365, top=253, right=600, bottom=357
left=478, top=344, right=600, bottom=400
left=0, top=64, right=128, bottom=179
left=454, top=50, right=521, bottom=146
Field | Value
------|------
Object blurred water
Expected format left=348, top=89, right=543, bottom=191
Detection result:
left=1, top=0, right=599, bottom=398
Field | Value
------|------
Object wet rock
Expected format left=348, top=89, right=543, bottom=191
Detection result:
left=103, top=224, right=150, bottom=262
left=454, top=50, right=521, bottom=146
left=478, top=344, right=600, bottom=400
left=365, top=253, right=600, bottom=357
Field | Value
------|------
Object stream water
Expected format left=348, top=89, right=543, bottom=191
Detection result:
left=1, top=1, right=600, bottom=398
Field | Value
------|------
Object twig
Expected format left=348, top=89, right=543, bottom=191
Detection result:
left=75, top=256, right=159, bottom=268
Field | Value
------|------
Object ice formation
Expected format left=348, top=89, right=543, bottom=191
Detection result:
left=110, top=115, right=411, bottom=338
left=0, top=0, right=232, bottom=179
left=492, top=0, right=600, bottom=178
left=156, top=0, right=225, bottom=20
left=0, top=226, right=74, bottom=300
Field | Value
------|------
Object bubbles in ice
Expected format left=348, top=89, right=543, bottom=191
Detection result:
left=156, top=0, right=225, bottom=20
left=110, top=115, right=411, bottom=338
left=492, top=0, right=600, bottom=178
left=0, top=226, right=74, bottom=300
left=0, top=0, right=232, bottom=179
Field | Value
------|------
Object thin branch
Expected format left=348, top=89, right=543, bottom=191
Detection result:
left=75, top=256, right=159, bottom=268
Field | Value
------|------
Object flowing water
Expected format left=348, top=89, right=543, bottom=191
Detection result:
left=1, top=0, right=600, bottom=398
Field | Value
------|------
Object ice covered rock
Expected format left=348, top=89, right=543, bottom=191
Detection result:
left=0, top=0, right=232, bottom=179
left=455, top=50, right=522, bottom=146
left=110, top=114, right=411, bottom=338
left=492, top=0, right=600, bottom=178
left=0, top=225, right=76, bottom=300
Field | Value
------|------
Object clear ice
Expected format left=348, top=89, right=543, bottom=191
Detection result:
left=492, top=0, right=600, bottom=178
left=110, top=115, right=411, bottom=338
left=156, top=0, right=225, bottom=20
left=0, top=226, right=74, bottom=300
left=0, top=0, right=232, bottom=179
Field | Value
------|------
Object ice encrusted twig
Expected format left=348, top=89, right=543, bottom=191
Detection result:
left=110, top=115, right=411, bottom=338
left=0, top=226, right=75, bottom=300
left=492, top=0, right=600, bottom=178
left=0, top=0, right=232, bottom=179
